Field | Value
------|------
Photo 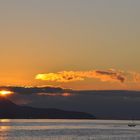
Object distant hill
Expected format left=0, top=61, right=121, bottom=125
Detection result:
left=0, top=97, right=94, bottom=119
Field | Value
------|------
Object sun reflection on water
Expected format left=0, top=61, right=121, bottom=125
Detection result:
left=0, top=119, right=10, bottom=123
left=0, top=119, right=11, bottom=133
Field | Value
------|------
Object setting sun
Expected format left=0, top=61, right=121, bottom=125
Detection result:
left=0, top=90, right=13, bottom=96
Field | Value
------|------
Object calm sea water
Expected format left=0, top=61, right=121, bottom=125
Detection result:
left=0, top=119, right=140, bottom=140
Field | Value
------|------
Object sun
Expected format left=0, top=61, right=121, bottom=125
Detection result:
left=0, top=90, right=13, bottom=96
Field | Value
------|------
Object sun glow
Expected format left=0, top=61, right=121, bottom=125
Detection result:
left=0, top=90, right=13, bottom=96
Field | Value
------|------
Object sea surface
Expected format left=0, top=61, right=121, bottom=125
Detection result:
left=0, top=119, right=140, bottom=140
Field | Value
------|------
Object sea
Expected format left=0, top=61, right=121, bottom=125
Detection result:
left=0, top=119, right=140, bottom=140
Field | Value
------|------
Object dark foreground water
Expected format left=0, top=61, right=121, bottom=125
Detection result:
left=0, top=119, right=140, bottom=140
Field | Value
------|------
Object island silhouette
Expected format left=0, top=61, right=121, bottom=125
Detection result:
left=0, top=97, right=94, bottom=119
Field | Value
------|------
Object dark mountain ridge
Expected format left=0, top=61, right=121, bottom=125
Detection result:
left=0, top=97, right=94, bottom=119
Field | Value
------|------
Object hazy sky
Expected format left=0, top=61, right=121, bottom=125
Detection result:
left=0, top=0, right=140, bottom=90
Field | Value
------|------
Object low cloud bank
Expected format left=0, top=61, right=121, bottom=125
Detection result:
left=0, top=86, right=69, bottom=95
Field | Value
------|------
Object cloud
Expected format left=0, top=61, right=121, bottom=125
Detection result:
left=36, top=71, right=84, bottom=82
left=129, top=72, right=140, bottom=82
left=0, top=86, right=70, bottom=94
left=37, top=92, right=72, bottom=97
left=0, top=86, right=73, bottom=105
left=35, top=69, right=126, bottom=83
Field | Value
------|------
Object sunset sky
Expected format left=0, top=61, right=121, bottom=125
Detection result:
left=0, top=0, right=140, bottom=90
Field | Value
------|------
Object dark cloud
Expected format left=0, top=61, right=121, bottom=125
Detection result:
left=0, top=86, right=69, bottom=95
left=95, top=70, right=125, bottom=83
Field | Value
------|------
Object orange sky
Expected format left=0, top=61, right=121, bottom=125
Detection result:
left=0, top=0, right=140, bottom=90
